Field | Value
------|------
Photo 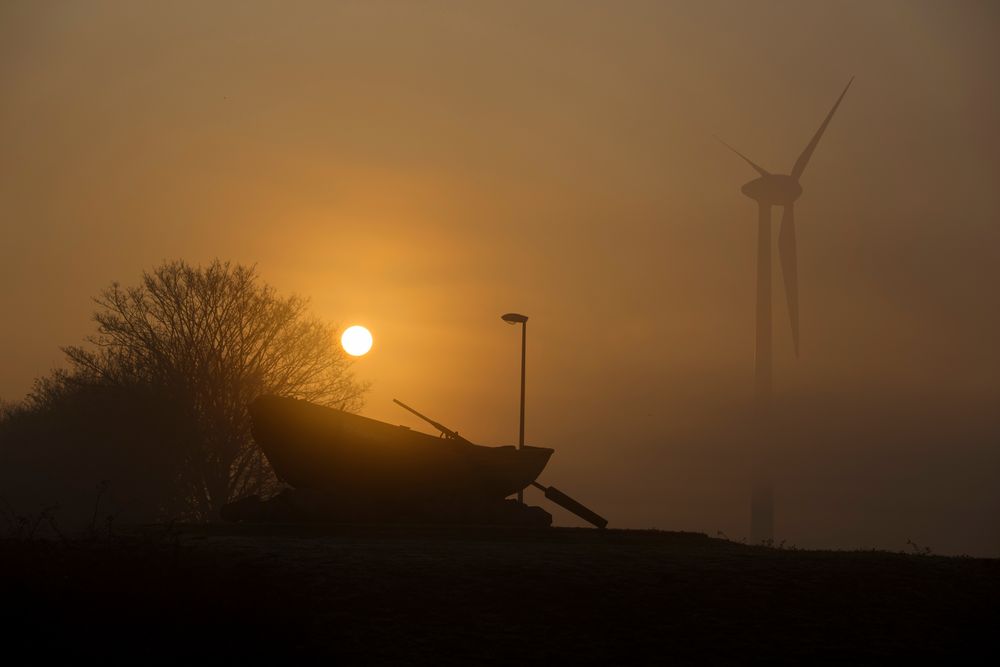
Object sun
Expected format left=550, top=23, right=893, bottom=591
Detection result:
left=341, top=325, right=373, bottom=356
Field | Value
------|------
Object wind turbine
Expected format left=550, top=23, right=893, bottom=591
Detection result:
left=719, top=78, right=852, bottom=543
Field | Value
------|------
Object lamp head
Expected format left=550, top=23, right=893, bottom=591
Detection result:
left=501, top=313, right=528, bottom=325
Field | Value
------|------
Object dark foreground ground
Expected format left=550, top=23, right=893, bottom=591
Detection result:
left=2, top=524, right=997, bottom=663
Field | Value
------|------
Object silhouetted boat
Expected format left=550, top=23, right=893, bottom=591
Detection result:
left=249, top=395, right=554, bottom=503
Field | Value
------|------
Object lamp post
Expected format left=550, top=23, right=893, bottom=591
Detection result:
left=501, top=312, right=528, bottom=504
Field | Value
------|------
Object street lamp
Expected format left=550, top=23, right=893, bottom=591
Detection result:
left=501, top=312, right=528, bottom=504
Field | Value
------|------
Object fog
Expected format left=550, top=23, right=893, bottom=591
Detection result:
left=1, top=1, right=997, bottom=554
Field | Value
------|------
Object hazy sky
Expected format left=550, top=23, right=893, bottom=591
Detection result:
left=2, top=1, right=998, bottom=554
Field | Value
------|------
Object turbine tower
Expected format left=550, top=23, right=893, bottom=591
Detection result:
left=719, top=78, right=852, bottom=543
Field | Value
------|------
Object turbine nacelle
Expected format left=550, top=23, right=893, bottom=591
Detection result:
left=740, top=174, right=802, bottom=207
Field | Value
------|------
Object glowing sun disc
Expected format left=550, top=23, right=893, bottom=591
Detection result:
left=341, top=325, right=373, bottom=356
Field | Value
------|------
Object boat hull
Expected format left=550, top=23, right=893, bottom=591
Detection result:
left=250, top=396, right=554, bottom=503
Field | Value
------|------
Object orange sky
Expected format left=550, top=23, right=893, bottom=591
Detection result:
left=2, top=1, right=998, bottom=554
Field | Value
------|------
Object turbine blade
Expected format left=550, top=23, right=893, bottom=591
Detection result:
left=779, top=204, right=799, bottom=357
left=790, top=77, right=853, bottom=181
left=714, top=135, right=770, bottom=177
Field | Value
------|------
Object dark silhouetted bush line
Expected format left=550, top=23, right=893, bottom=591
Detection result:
left=0, top=260, right=368, bottom=527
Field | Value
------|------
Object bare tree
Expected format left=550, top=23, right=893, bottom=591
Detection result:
left=63, top=259, right=368, bottom=520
